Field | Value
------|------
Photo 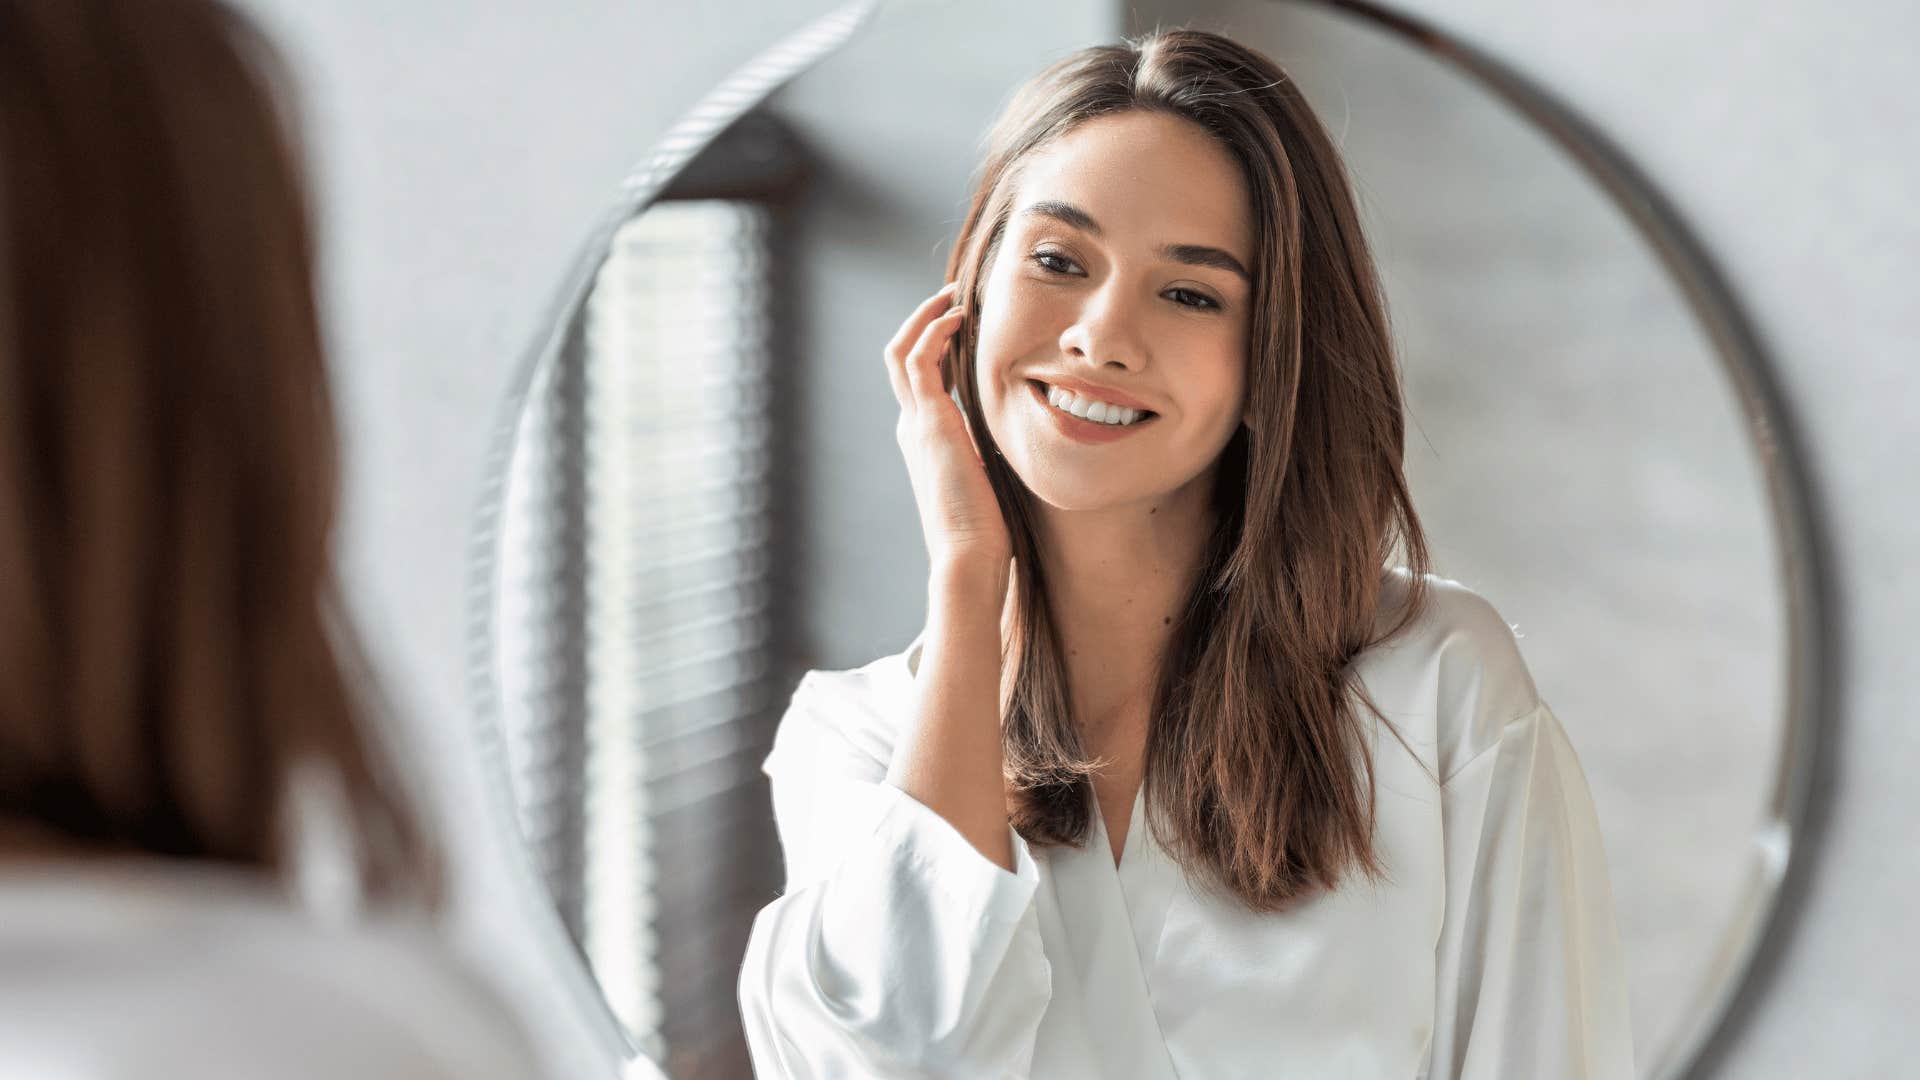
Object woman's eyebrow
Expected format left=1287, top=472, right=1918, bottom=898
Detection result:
left=1018, top=199, right=1251, bottom=282
left=1162, top=243, right=1251, bottom=283
left=1022, top=199, right=1102, bottom=235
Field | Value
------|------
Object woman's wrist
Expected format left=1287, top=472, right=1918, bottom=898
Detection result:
left=929, top=555, right=1010, bottom=613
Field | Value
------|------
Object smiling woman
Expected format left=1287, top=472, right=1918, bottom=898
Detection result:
left=736, top=25, right=1634, bottom=1080
left=973, top=110, right=1253, bottom=521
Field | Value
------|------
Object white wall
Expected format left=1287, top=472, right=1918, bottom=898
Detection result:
left=235, top=0, right=1917, bottom=1075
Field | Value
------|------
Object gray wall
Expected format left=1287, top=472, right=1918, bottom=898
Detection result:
left=1366, top=5, right=1920, bottom=1075
left=236, top=0, right=1917, bottom=1076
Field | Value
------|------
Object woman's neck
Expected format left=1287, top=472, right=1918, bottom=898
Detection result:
left=1028, top=475, right=1217, bottom=746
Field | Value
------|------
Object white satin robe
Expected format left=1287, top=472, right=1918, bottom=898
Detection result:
left=737, top=572, right=1634, bottom=1078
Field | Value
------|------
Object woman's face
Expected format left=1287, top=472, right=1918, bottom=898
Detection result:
left=973, top=109, right=1255, bottom=513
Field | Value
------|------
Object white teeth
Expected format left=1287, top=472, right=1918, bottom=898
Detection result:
left=1043, top=383, right=1146, bottom=426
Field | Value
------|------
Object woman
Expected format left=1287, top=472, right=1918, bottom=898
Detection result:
left=738, top=28, right=1634, bottom=1079
left=0, top=0, right=543, bottom=1075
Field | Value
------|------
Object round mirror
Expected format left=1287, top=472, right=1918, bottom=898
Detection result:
left=469, top=2, right=1825, bottom=1076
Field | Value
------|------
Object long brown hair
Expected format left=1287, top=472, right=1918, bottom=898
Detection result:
left=945, top=28, right=1434, bottom=911
left=0, top=0, right=437, bottom=905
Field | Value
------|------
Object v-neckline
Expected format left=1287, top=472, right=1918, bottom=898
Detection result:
left=1057, top=780, right=1183, bottom=1080
left=1093, top=782, right=1146, bottom=873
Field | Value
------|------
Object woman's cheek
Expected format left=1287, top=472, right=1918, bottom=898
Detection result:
left=1009, top=281, right=1082, bottom=348
left=980, top=282, right=1058, bottom=367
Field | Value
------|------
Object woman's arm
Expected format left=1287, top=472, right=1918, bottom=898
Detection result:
left=735, top=598, right=1051, bottom=1077
left=872, top=279, right=1020, bottom=876
left=736, top=284, right=1050, bottom=1076
left=884, top=559, right=1017, bottom=872
left=1428, top=701, right=1636, bottom=1080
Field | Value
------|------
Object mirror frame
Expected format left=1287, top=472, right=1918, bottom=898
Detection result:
left=463, top=2, right=1834, bottom=1076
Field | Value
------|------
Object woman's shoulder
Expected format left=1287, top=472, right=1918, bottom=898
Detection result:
left=1356, top=567, right=1547, bottom=781
left=0, top=858, right=547, bottom=1079
left=770, top=572, right=1547, bottom=785
left=764, top=634, right=922, bottom=778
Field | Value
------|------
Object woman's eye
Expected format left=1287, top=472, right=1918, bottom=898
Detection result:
left=1166, top=287, right=1220, bottom=311
left=1030, top=251, right=1080, bottom=275
left=1026, top=253, right=1219, bottom=312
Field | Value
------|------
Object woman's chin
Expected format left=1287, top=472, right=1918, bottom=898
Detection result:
left=1009, top=473, right=1150, bottom=514
left=996, top=436, right=1177, bottom=512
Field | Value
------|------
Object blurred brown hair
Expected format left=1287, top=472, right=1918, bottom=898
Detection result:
left=0, top=0, right=437, bottom=905
left=945, top=28, right=1434, bottom=911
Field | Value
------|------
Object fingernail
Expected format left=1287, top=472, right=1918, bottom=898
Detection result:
left=940, top=281, right=959, bottom=295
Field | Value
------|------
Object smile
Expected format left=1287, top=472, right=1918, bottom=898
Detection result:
left=1026, top=379, right=1160, bottom=444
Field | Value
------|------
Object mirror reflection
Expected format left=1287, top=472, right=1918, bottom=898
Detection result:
left=485, top=2, right=1792, bottom=1076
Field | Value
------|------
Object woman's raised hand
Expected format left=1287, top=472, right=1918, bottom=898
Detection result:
left=884, top=283, right=1013, bottom=577
left=881, top=285, right=1018, bottom=873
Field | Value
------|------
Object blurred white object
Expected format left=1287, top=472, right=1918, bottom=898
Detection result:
left=0, top=856, right=546, bottom=1080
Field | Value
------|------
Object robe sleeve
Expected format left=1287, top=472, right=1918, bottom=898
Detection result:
left=1428, top=700, right=1636, bottom=1080
left=737, top=673, right=1053, bottom=1078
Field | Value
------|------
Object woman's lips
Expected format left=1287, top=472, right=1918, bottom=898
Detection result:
left=1027, top=379, right=1158, bottom=445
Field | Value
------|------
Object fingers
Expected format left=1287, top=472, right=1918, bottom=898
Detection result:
left=902, top=304, right=966, bottom=412
left=885, top=282, right=960, bottom=410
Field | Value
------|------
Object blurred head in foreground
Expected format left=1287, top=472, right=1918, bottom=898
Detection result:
left=0, top=0, right=436, bottom=907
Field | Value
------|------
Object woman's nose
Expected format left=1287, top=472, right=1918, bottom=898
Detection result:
left=1057, top=283, right=1148, bottom=371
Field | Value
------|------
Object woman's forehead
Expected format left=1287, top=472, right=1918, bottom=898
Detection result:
left=1009, top=111, right=1254, bottom=260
